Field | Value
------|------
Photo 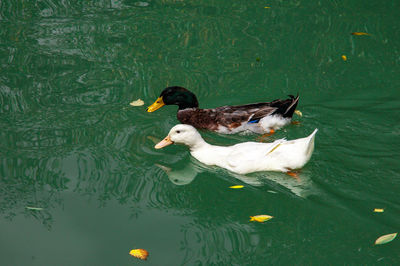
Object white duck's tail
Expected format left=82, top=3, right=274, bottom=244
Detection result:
left=305, top=128, right=318, bottom=158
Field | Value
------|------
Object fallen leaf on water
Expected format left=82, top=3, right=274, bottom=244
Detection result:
left=341, top=55, right=347, bottom=61
left=351, top=32, right=370, bottom=36
left=294, top=110, right=302, bottom=116
left=291, top=121, right=301, bottom=125
left=26, top=206, right=44, bottom=211
left=130, top=99, right=144, bottom=106
left=374, top=208, right=384, bottom=213
left=129, top=249, right=149, bottom=260
left=264, top=6, right=271, bottom=8
left=229, top=185, right=244, bottom=189
left=374, top=233, right=397, bottom=245
left=250, top=215, right=273, bottom=223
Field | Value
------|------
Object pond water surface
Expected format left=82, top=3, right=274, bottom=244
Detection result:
left=1, top=0, right=399, bottom=265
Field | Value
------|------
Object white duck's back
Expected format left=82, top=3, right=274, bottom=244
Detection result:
left=190, top=129, right=318, bottom=174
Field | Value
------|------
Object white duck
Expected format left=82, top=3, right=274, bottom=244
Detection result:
left=155, top=124, right=318, bottom=175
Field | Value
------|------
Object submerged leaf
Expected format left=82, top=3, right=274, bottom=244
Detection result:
left=373, top=208, right=384, bottom=213
left=351, top=32, right=370, bottom=36
left=375, top=233, right=397, bottom=245
left=250, top=215, right=273, bottom=223
left=147, top=135, right=160, bottom=144
left=129, top=249, right=149, bottom=260
left=229, top=185, right=244, bottom=189
left=26, top=206, right=43, bottom=211
left=130, top=99, right=144, bottom=106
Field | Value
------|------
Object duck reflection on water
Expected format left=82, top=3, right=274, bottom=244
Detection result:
left=155, top=158, right=317, bottom=198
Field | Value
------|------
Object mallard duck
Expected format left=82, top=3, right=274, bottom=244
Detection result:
left=155, top=124, right=317, bottom=175
left=147, top=86, right=299, bottom=134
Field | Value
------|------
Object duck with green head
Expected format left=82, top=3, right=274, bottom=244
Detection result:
left=147, top=86, right=299, bottom=134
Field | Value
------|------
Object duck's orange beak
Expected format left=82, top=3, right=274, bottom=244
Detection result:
left=155, top=135, right=173, bottom=149
left=147, top=97, right=165, bottom=112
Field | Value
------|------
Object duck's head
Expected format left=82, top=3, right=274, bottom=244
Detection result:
left=147, top=86, right=199, bottom=112
left=155, top=124, right=203, bottom=149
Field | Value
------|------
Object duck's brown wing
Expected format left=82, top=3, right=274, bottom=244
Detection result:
left=176, top=95, right=299, bottom=131
left=213, top=103, right=277, bottom=125
left=177, top=107, right=256, bottom=130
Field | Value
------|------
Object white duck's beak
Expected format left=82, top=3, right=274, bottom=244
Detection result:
left=155, top=135, right=174, bottom=149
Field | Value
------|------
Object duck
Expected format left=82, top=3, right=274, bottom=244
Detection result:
left=147, top=86, right=299, bottom=134
left=154, top=124, right=318, bottom=175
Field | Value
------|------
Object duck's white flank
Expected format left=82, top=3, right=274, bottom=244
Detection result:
left=156, top=124, right=318, bottom=175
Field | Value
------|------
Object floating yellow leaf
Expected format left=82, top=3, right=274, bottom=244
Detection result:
left=129, top=249, right=149, bottom=260
left=341, top=55, right=347, bottom=61
left=250, top=215, right=273, bottom=223
left=294, top=110, right=302, bottom=116
left=351, top=32, right=370, bottom=36
left=374, top=233, right=397, bottom=245
left=264, top=6, right=271, bottom=8
left=374, top=208, right=384, bottom=213
left=130, top=99, right=144, bottom=106
left=229, top=185, right=244, bottom=189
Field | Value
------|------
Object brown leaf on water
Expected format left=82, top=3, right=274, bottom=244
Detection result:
left=130, top=99, right=144, bottom=106
left=374, top=233, right=397, bottom=245
left=129, top=249, right=149, bottom=260
left=250, top=215, right=273, bottom=223
left=351, top=32, right=370, bottom=36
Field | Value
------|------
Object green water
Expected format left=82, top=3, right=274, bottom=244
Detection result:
left=1, top=0, right=400, bottom=265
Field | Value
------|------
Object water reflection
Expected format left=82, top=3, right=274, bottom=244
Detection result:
left=155, top=157, right=316, bottom=198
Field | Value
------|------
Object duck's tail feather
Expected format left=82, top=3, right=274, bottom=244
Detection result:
left=305, top=128, right=318, bottom=157
left=272, top=94, right=299, bottom=118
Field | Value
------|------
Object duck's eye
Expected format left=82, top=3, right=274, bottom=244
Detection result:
left=176, top=130, right=181, bottom=134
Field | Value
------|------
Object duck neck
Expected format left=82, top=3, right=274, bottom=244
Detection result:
left=188, top=136, right=208, bottom=152
left=177, top=97, right=199, bottom=110
left=175, top=90, right=199, bottom=110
